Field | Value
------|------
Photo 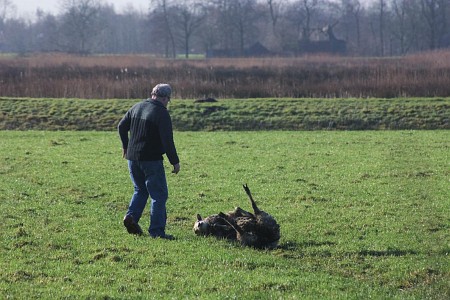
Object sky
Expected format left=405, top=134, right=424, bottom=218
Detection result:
left=11, top=0, right=374, bottom=20
left=11, top=0, right=151, bottom=19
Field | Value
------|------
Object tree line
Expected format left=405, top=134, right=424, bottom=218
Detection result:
left=0, top=0, right=449, bottom=57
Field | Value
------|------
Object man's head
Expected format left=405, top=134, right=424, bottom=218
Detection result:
left=151, top=83, right=171, bottom=98
left=151, top=83, right=172, bottom=107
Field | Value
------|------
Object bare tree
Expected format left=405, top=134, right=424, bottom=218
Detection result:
left=0, top=0, right=13, bottom=50
left=366, top=0, right=387, bottom=56
left=340, top=0, right=362, bottom=52
left=390, top=0, right=416, bottom=54
left=298, top=0, right=320, bottom=42
left=204, top=0, right=261, bottom=54
left=173, top=1, right=206, bottom=58
left=33, top=12, right=60, bottom=52
left=59, top=0, right=102, bottom=54
left=0, top=0, right=15, bottom=21
left=378, top=0, right=386, bottom=56
left=420, top=0, right=448, bottom=50
left=264, top=0, right=288, bottom=51
left=196, top=4, right=220, bottom=53
left=232, top=0, right=261, bottom=54
left=150, top=0, right=177, bottom=58
left=267, top=0, right=283, bottom=30
left=0, top=0, right=448, bottom=56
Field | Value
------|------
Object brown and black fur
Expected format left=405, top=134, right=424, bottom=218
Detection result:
left=193, top=213, right=236, bottom=239
left=193, top=184, right=280, bottom=249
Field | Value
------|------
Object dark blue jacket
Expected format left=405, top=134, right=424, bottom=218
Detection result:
left=118, top=99, right=179, bottom=165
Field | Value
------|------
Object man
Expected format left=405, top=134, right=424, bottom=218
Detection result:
left=118, top=83, right=180, bottom=239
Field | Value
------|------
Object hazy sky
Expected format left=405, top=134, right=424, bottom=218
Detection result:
left=12, top=0, right=374, bottom=20
left=12, top=0, right=150, bottom=18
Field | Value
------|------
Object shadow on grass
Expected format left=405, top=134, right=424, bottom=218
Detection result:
left=355, top=248, right=418, bottom=257
left=278, top=240, right=336, bottom=250
left=275, top=241, right=419, bottom=260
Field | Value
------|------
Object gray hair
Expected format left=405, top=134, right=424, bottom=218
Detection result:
left=151, top=83, right=172, bottom=98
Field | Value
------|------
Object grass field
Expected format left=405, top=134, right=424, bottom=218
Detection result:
left=0, top=130, right=448, bottom=299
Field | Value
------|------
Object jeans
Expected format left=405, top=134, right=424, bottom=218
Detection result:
left=126, top=160, right=168, bottom=237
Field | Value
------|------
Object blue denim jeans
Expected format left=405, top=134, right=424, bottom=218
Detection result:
left=126, top=160, right=168, bottom=237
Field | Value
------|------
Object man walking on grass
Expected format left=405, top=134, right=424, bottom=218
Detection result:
left=118, top=83, right=180, bottom=239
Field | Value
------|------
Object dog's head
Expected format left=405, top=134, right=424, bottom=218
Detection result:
left=193, top=214, right=210, bottom=235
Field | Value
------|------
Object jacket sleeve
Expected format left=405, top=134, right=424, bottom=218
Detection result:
left=118, top=111, right=131, bottom=150
left=158, top=111, right=180, bottom=165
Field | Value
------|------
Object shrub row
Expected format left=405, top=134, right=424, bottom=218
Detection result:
left=1, top=52, right=450, bottom=99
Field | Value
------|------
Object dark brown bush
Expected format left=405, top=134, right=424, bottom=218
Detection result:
left=1, top=51, right=450, bottom=99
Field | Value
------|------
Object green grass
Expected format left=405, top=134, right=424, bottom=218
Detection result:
left=0, top=130, right=448, bottom=299
left=1, top=97, right=449, bottom=130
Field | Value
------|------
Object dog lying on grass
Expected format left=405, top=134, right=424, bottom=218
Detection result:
left=193, top=184, right=280, bottom=249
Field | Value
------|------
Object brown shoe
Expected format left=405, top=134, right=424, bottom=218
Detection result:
left=123, top=215, right=143, bottom=235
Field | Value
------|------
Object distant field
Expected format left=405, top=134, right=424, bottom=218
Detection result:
left=0, top=130, right=448, bottom=299
left=0, top=97, right=449, bottom=130
left=1, top=51, right=450, bottom=99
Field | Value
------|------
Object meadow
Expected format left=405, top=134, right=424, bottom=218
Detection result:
left=1, top=130, right=448, bottom=299
left=1, top=51, right=449, bottom=298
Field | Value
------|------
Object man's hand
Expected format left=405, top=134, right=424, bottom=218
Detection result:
left=122, top=148, right=127, bottom=159
left=172, top=163, right=180, bottom=174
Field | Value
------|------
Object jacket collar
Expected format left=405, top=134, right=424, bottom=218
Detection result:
left=145, top=98, right=167, bottom=109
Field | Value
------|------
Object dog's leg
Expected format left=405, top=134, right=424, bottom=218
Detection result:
left=243, top=184, right=261, bottom=214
